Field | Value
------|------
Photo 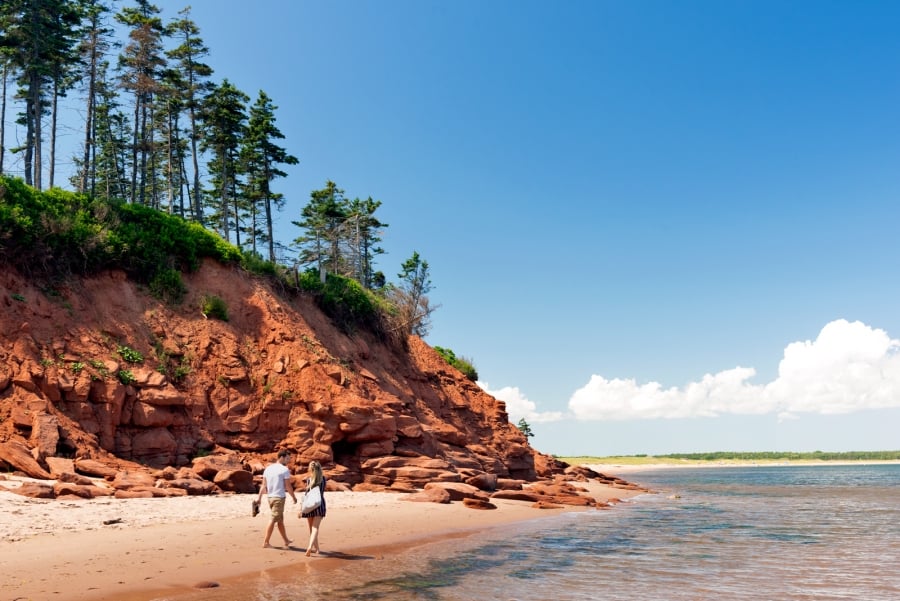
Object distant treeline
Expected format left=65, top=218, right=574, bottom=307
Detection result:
left=643, top=451, right=900, bottom=461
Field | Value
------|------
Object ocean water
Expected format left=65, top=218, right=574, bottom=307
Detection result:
left=169, top=464, right=900, bottom=601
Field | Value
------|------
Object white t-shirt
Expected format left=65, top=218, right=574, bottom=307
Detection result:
left=262, top=462, right=291, bottom=498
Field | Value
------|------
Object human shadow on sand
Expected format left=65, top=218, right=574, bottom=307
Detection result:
left=314, top=550, right=374, bottom=560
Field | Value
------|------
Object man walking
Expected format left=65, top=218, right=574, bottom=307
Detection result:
left=257, top=449, right=297, bottom=548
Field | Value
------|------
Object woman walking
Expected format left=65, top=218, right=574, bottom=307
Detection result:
left=301, top=460, right=326, bottom=556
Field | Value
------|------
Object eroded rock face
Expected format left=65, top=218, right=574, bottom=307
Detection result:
left=0, top=261, right=560, bottom=494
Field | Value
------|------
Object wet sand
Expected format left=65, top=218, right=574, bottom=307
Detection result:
left=0, top=476, right=643, bottom=601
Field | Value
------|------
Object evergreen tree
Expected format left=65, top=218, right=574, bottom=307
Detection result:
left=292, top=180, right=349, bottom=281
left=86, top=59, right=130, bottom=200
left=240, top=90, right=298, bottom=262
left=116, top=0, right=166, bottom=205
left=392, top=251, right=436, bottom=336
left=517, top=418, right=534, bottom=440
left=0, top=6, right=13, bottom=176
left=199, top=78, right=248, bottom=245
left=345, top=196, right=387, bottom=289
left=2, top=0, right=81, bottom=189
left=165, top=7, right=213, bottom=222
left=74, top=0, right=116, bottom=196
left=46, top=0, right=84, bottom=188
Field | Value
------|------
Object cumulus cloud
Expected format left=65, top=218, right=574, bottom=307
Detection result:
left=569, top=319, right=900, bottom=421
left=477, top=381, right=564, bottom=423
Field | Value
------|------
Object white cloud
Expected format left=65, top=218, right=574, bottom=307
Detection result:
left=477, top=381, right=564, bottom=423
left=569, top=319, right=900, bottom=421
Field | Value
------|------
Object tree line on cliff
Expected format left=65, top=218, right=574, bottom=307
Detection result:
left=0, top=173, right=434, bottom=355
left=0, top=2, right=465, bottom=358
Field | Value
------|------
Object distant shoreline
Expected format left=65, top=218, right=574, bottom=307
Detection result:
left=572, top=458, right=900, bottom=474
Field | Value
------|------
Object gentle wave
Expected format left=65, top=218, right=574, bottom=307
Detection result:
left=176, top=465, right=900, bottom=600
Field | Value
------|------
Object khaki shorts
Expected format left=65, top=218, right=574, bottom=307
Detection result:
left=268, top=497, right=286, bottom=522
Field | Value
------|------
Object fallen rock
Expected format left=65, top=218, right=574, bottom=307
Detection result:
left=158, top=477, right=216, bottom=495
left=213, top=469, right=255, bottom=493
left=14, top=481, right=55, bottom=499
left=423, top=481, right=489, bottom=502
left=462, top=497, right=496, bottom=510
left=490, top=490, right=541, bottom=503
left=53, top=482, right=106, bottom=498
left=464, top=472, right=498, bottom=491
left=0, top=440, right=51, bottom=480
left=111, top=470, right=156, bottom=490
left=74, top=459, right=118, bottom=479
left=46, top=456, right=76, bottom=479
left=58, top=471, right=97, bottom=486
left=496, top=478, right=526, bottom=490
left=191, top=454, right=246, bottom=480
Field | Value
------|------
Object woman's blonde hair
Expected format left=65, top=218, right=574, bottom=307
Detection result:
left=307, top=460, right=323, bottom=490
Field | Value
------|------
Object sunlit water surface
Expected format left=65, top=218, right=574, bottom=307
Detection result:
left=161, top=464, right=900, bottom=601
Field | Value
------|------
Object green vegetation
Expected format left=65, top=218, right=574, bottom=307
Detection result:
left=200, top=294, right=229, bottom=321
left=11, top=293, right=25, bottom=302
left=70, top=362, right=85, bottom=374
left=172, top=358, right=192, bottom=382
left=0, top=176, right=417, bottom=346
left=1, top=4, right=442, bottom=350
left=0, top=176, right=242, bottom=284
left=117, top=370, right=136, bottom=385
left=516, top=418, right=534, bottom=439
left=149, top=268, right=186, bottom=303
left=117, top=345, right=144, bottom=363
left=558, top=451, right=900, bottom=465
left=433, top=346, right=479, bottom=381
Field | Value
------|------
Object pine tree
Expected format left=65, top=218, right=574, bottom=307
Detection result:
left=199, top=78, right=248, bottom=245
left=345, top=196, right=387, bottom=289
left=240, top=90, right=298, bottom=262
left=292, top=181, right=349, bottom=281
left=74, top=0, right=116, bottom=195
left=165, top=7, right=213, bottom=222
left=3, top=0, right=81, bottom=189
left=0, top=6, right=13, bottom=176
left=85, top=59, right=130, bottom=200
left=116, top=0, right=166, bottom=205
left=392, top=251, right=436, bottom=337
left=517, top=418, right=534, bottom=440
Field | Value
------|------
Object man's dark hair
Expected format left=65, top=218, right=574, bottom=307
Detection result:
left=277, top=449, right=291, bottom=459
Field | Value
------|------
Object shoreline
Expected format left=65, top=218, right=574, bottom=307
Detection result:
left=0, top=476, right=645, bottom=601
left=578, top=458, right=900, bottom=474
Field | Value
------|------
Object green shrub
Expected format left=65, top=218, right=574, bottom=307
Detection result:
left=0, top=175, right=242, bottom=282
left=434, top=346, right=479, bottom=381
left=117, top=345, right=144, bottom=363
left=201, top=294, right=229, bottom=321
left=310, top=273, right=380, bottom=333
left=241, top=251, right=278, bottom=276
left=149, top=268, right=186, bottom=303
left=117, top=369, right=136, bottom=385
left=173, top=359, right=192, bottom=381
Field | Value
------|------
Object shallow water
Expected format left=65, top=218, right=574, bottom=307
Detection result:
left=160, top=464, right=900, bottom=601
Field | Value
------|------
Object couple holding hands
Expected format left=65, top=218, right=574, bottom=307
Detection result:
left=255, top=450, right=326, bottom=556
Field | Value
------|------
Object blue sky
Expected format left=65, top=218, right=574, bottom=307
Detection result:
left=11, top=1, right=900, bottom=455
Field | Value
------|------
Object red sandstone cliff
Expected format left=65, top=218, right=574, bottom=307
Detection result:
left=0, top=259, right=570, bottom=495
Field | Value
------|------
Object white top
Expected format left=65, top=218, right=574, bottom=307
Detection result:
left=262, top=462, right=291, bottom=498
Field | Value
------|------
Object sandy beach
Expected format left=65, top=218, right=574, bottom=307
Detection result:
left=0, top=475, right=645, bottom=601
